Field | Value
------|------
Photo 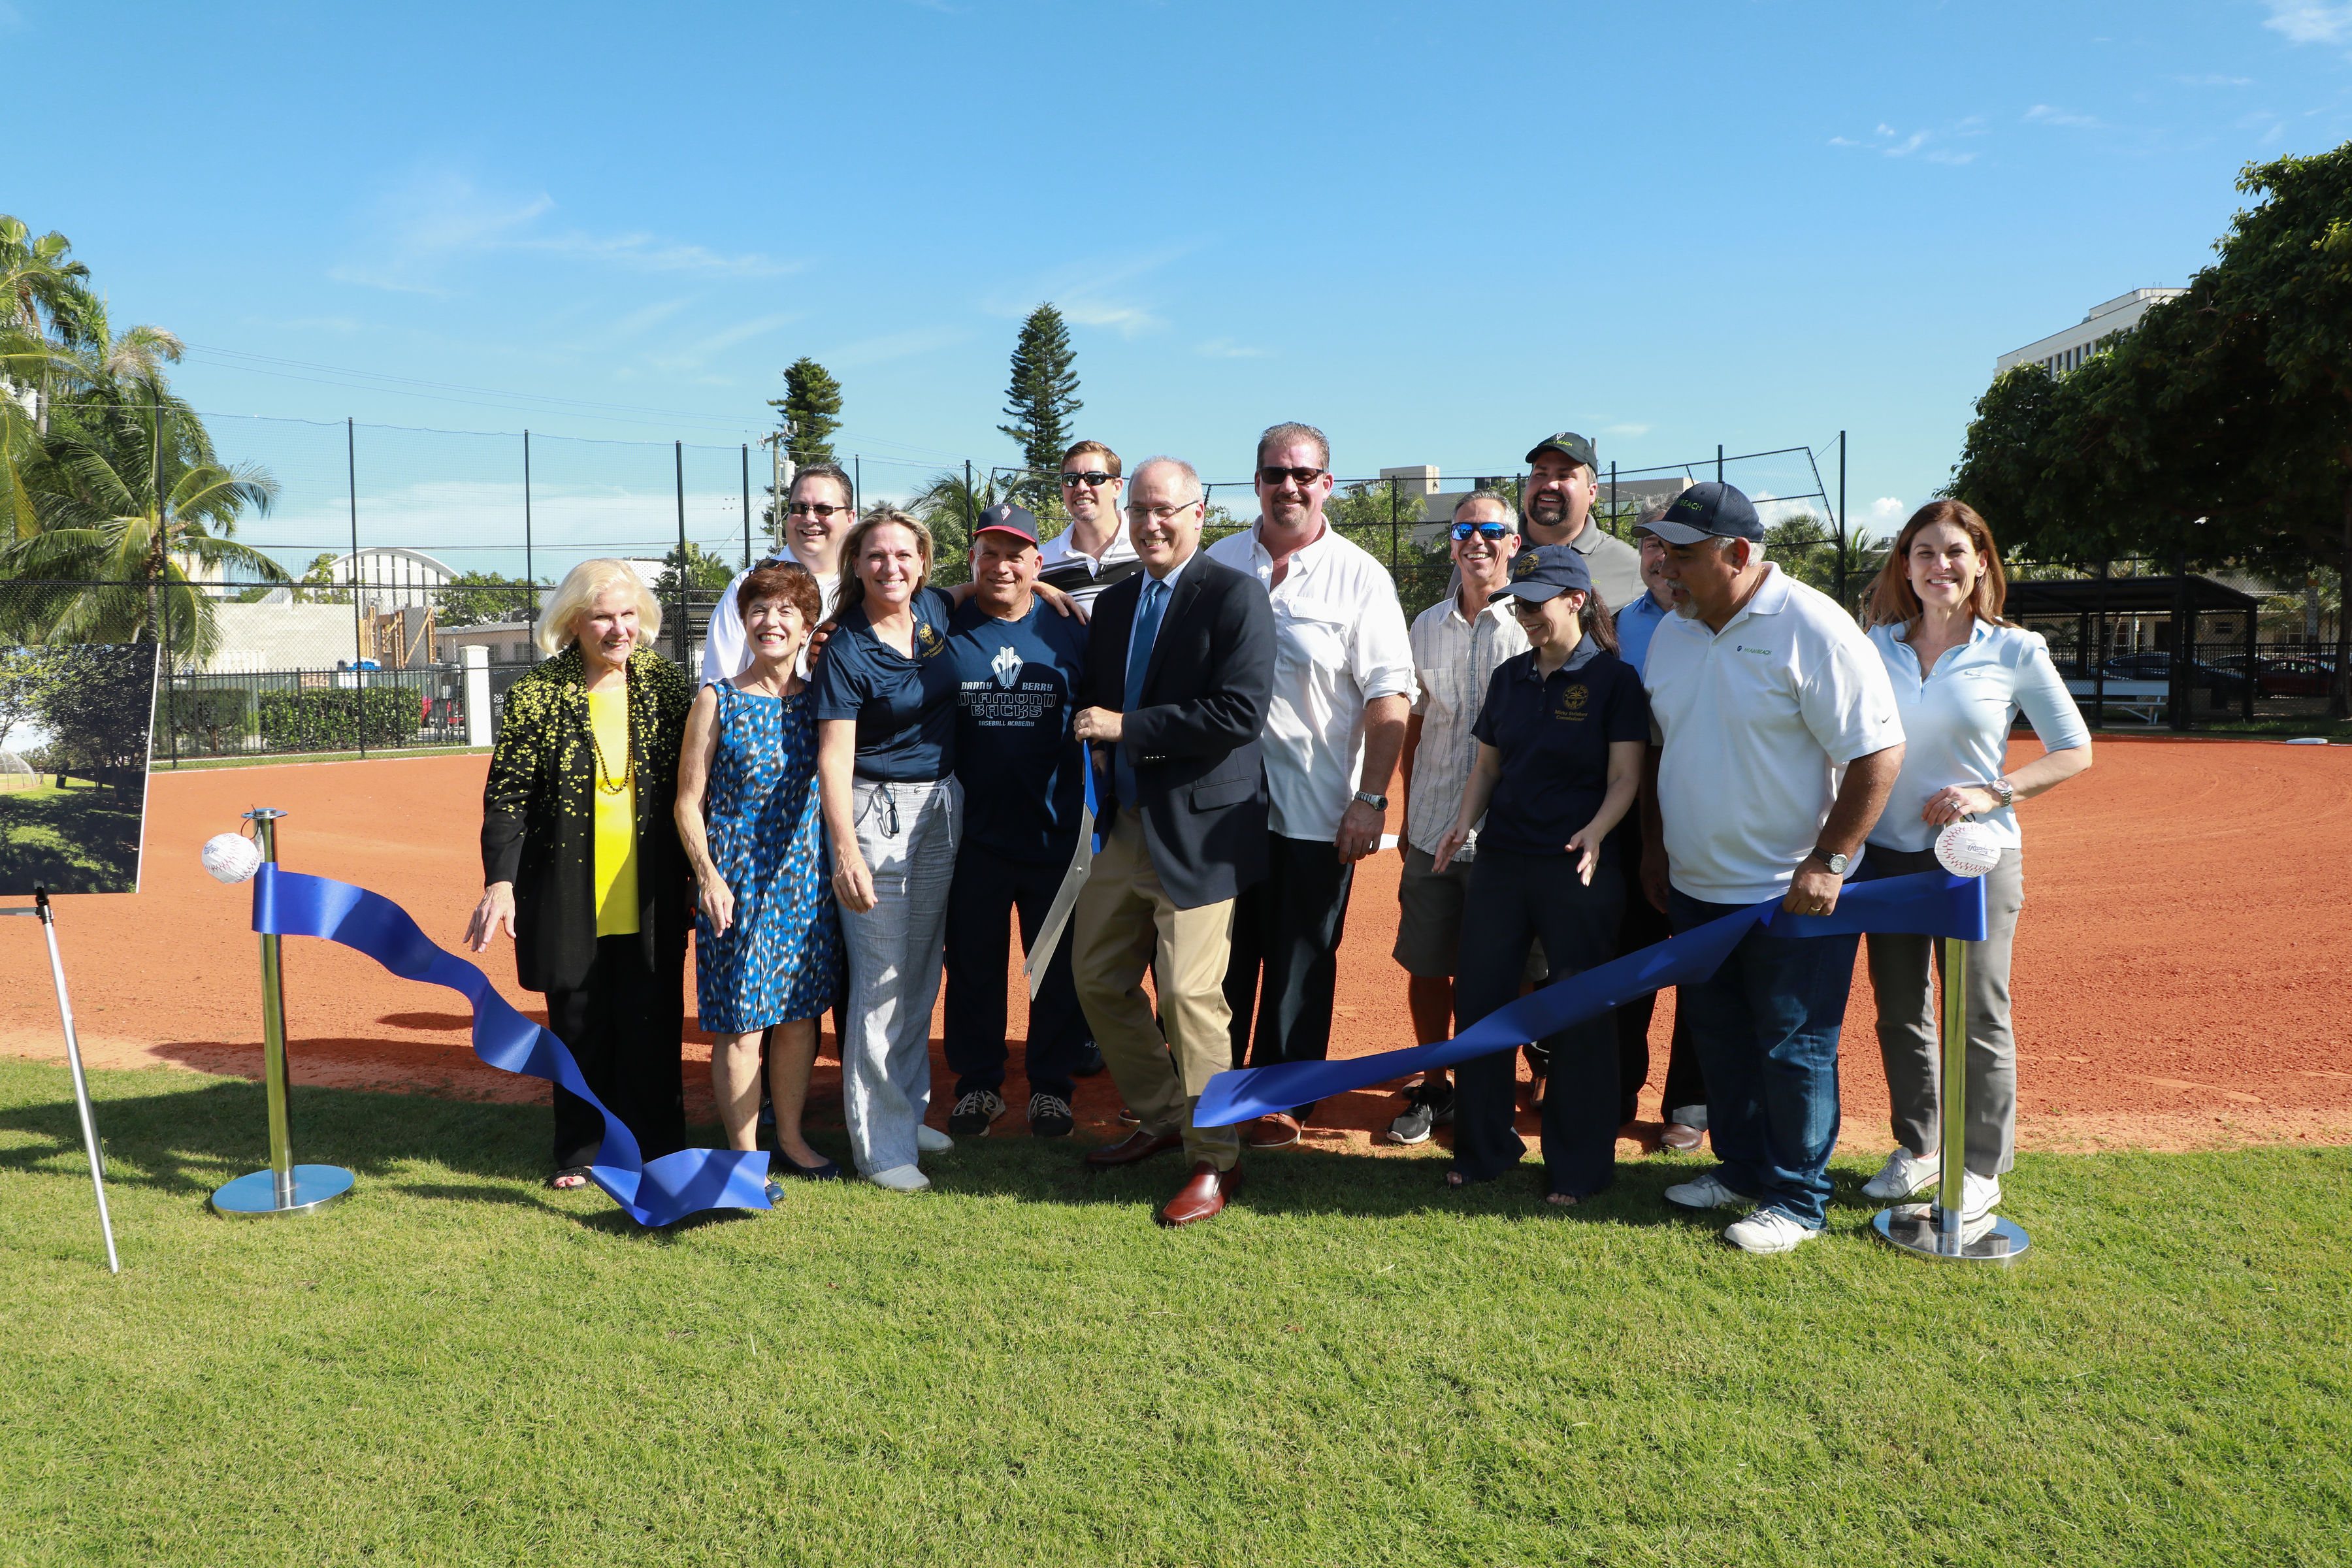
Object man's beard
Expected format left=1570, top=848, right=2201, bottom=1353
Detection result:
left=1530, top=495, right=1570, bottom=531
left=1671, top=593, right=1703, bottom=619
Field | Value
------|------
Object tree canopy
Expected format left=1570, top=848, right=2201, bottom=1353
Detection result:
left=768, top=358, right=842, bottom=465
left=998, top=305, right=1081, bottom=515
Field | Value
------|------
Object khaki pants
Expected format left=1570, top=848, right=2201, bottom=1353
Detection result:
left=1071, top=808, right=1243, bottom=1171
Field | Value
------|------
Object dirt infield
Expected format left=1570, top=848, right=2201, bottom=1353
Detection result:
left=3, top=737, right=2347, bottom=1156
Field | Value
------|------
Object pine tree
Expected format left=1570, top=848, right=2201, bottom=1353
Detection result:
left=997, top=304, right=1081, bottom=513
left=767, top=357, right=842, bottom=464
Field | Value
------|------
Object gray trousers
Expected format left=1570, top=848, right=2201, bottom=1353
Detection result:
left=1861, top=843, right=2026, bottom=1176
left=840, top=776, right=961, bottom=1176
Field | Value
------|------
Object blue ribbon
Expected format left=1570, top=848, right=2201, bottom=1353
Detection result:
left=252, top=864, right=772, bottom=1226
left=1195, top=868, right=1987, bottom=1128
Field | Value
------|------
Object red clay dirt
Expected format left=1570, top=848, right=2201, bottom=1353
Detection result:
left=3, top=738, right=2347, bottom=1158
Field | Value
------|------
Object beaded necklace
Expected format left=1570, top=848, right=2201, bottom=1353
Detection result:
left=584, top=680, right=634, bottom=796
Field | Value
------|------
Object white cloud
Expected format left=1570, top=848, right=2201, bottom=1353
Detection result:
left=2261, top=2, right=2352, bottom=44
left=332, top=172, right=797, bottom=295
left=1196, top=338, right=1268, bottom=359
left=820, top=327, right=968, bottom=369
left=2174, top=73, right=2255, bottom=85
left=1829, top=119, right=1985, bottom=164
left=2025, top=104, right=2106, bottom=129
left=1870, top=497, right=1908, bottom=525
left=1605, top=423, right=1651, bottom=438
left=985, top=246, right=1200, bottom=340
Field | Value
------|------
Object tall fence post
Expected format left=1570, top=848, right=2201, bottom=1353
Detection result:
left=1388, top=475, right=1399, bottom=571
left=1835, top=431, right=1848, bottom=608
left=348, top=416, right=366, bottom=760
left=163, top=584, right=178, bottom=768
left=1716, top=444, right=1724, bottom=485
left=674, top=440, right=689, bottom=667
left=523, top=430, right=533, bottom=610
left=742, top=444, right=752, bottom=568
left=1609, top=461, right=1618, bottom=538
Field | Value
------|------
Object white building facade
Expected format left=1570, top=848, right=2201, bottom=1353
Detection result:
left=1995, top=287, right=2189, bottom=376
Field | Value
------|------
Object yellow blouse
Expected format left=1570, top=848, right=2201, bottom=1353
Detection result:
left=586, top=686, right=640, bottom=937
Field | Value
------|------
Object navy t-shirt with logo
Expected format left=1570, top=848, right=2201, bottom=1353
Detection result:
left=811, top=585, right=960, bottom=781
left=1471, top=642, right=1652, bottom=857
left=947, top=596, right=1090, bottom=864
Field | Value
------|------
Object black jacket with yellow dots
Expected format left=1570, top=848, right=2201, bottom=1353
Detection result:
left=480, top=644, right=694, bottom=993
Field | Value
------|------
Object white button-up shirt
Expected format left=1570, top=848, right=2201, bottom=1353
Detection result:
left=1867, top=619, right=2089, bottom=853
left=1205, top=519, right=1416, bottom=842
left=1403, top=591, right=1529, bottom=858
left=1644, top=564, right=1904, bottom=904
left=702, top=561, right=841, bottom=684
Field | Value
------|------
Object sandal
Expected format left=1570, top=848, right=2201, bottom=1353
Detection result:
left=549, top=1166, right=593, bottom=1190
left=1544, top=1191, right=1581, bottom=1207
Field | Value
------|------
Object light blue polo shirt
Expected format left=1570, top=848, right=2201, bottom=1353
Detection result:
left=1614, top=591, right=1673, bottom=676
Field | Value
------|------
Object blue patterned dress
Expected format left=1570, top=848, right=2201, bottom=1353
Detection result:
left=693, top=681, right=843, bottom=1032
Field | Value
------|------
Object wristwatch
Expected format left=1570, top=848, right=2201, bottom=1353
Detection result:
left=1985, top=777, right=2016, bottom=809
left=1352, top=790, right=1389, bottom=811
left=1808, top=845, right=1850, bottom=875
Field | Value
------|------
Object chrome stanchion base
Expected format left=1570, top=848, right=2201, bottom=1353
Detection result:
left=1872, top=1205, right=2029, bottom=1264
left=210, top=1164, right=356, bottom=1218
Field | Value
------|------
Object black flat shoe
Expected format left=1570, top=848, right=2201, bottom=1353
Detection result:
left=772, top=1151, right=843, bottom=1182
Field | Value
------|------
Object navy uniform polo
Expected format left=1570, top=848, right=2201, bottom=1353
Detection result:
left=1470, top=639, right=1652, bottom=857
left=810, top=585, right=960, bottom=781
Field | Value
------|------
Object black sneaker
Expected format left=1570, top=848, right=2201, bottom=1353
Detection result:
left=1386, top=1081, right=1454, bottom=1145
left=1072, top=1042, right=1107, bottom=1077
left=947, top=1089, right=1005, bottom=1137
left=1027, top=1092, right=1075, bottom=1138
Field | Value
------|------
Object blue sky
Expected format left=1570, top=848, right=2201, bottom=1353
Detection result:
left=9, top=1, right=2352, bottom=574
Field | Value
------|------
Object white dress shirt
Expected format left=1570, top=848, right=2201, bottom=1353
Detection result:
left=1643, top=564, right=1904, bottom=904
left=1403, top=591, right=1530, bottom=858
left=1867, top=619, right=2089, bottom=853
left=1205, top=519, right=1416, bottom=843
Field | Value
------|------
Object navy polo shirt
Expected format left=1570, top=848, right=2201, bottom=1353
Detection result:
left=811, top=585, right=959, bottom=781
left=1471, top=642, right=1652, bottom=857
left=947, top=596, right=1089, bottom=864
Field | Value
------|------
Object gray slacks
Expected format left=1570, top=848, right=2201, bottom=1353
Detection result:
left=1861, top=843, right=2026, bottom=1176
left=839, top=775, right=961, bottom=1176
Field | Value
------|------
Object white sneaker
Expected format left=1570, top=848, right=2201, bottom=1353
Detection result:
left=1663, top=1171, right=1746, bottom=1211
left=868, top=1164, right=930, bottom=1193
left=1722, top=1208, right=1820, bottom=1254
left=915, top=1124, right=954, bottom=1154
left=1862, top=1147, right=1939, bottom=1201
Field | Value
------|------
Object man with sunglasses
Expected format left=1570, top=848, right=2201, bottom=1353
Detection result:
left=703, top=462, right=857, bottom=683
left=1385, top=489, right=1533, bottom=1143
left=1204, top=421, right=1416, bottom=1149
left=1037, top=440, right=1142, bottom=613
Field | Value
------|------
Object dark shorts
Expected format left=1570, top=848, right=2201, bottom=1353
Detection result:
left=1394, top=844, right=1546, bottom=981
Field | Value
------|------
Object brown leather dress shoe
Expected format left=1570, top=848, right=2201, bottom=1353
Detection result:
left=1158, top=1161, right=1242, bottom=1227
left=1658, top=1122, right=1705, bottom=1154
left=1085, top=1129, right=1184, bottom=1168
left=1245, top=1112, right=1302, bottom=1150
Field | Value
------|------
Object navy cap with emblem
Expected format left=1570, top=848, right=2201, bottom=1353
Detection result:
left=1644, top=481, right=1764, bottom=545
left=1495, top=544, right=1593, bottom=604
left=973, top=502, right=1040, bottom=546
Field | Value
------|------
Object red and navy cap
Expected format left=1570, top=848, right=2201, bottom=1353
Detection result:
left=973, top=502, right=1040, bottom=546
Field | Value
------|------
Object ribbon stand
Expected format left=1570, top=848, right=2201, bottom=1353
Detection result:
left=210, top=809, right=355, bottom=1218
left=3, top=887, right=120, bottom=1272
left=1872, top=934, right=2029, bottom=1264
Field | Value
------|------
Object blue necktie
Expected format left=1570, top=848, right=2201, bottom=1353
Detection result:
left=1116, top=576, right=1167, bottom=809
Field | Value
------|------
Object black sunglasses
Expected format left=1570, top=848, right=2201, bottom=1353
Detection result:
left=1060, top=470, right=1113, bottom=487
left=787, top=501, right=849, bottom=519
left=1450, top=521, right=1513, bottom=541
left=1257, top=465, right=1327, bottom=487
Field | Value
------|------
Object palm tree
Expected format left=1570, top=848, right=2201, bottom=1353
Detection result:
left=1, top=217, right=101, bottom=538
left=906, top=468, right=998, bottom=587
left=3, top=308, right=285, bottom=658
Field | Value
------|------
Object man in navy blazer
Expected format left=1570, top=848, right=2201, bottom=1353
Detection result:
left=1070, top=455, right=1276, bottom=1226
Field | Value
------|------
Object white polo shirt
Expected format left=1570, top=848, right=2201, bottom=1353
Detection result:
left=1205, top=519, right=1416, bottom=843
left=1644, top=564, right=1904, bottom=904
left=1037, top=520, right=1141, bottom=614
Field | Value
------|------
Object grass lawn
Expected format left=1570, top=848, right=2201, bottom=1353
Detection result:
left=1, top=1056, right=2345, bottom=1567
left=0, top=779, right=144, bottom=894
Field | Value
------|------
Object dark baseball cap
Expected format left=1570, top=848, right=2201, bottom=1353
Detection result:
left=973, top=502, right=1039, bottom=546
left=1495, top=545, right=1593, bottom=604
left=1646, top=482, right=1764, bottom=545
left=1524, top=431, right=1598, bottom=469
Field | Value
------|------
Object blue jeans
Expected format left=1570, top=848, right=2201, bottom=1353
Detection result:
left=1669, top=889, right=1859, bottom=1230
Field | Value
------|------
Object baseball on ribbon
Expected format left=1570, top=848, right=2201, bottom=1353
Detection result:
left=202, top=832, right=262, bottom=885
left=1934, top=820, right=2000, bottom=879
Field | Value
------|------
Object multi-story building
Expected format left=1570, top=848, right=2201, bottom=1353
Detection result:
left=1995, top=287, right=2188, bottom=376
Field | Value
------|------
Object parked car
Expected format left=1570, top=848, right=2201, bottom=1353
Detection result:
left=2099, top=653, right=2253, bottom=698
left=2212, top=654, right=2337, bottom=698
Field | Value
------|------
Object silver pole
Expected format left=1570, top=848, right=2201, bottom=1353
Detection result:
left=210, top=809, right=355, bottom=1218
left=1873, top=921, right=2029, bottom=1263
left=5, top=890, right=119, bottom=1272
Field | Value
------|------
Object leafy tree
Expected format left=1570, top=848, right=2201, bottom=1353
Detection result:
left=439, top=570, right=544, bottom=627
left=997, top=304, right=1081, bottom=514
left=653, top=540, right=735, bottom=605
left=1950, top=140, right=2352, bottom=717
left=2, top=216, right=101, bottom=536
left=293, top=551, right=348, bottom=606
left=907, top=470, right=995, bottom=588
left=768, top=357, right=842, bottom=465
left=37, top=644, right=157, bottom=777
left=0, top=646, right=66, bottom=754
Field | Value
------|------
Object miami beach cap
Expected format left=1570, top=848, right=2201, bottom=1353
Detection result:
left=973, top=502, right=1040, bottom=546
left=1644, top=482, right=1764, bottom=545
left=1524, top=431, right=1598, bottom=469
left=1495, top=545, right=1594, bottom=603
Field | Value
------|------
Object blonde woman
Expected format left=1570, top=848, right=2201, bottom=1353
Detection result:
left=1856, top=500, right=2091, bottom=1232
left=812, top=510, right=964, bottom=1192
left=468, top=559, right=694, bottom=1188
